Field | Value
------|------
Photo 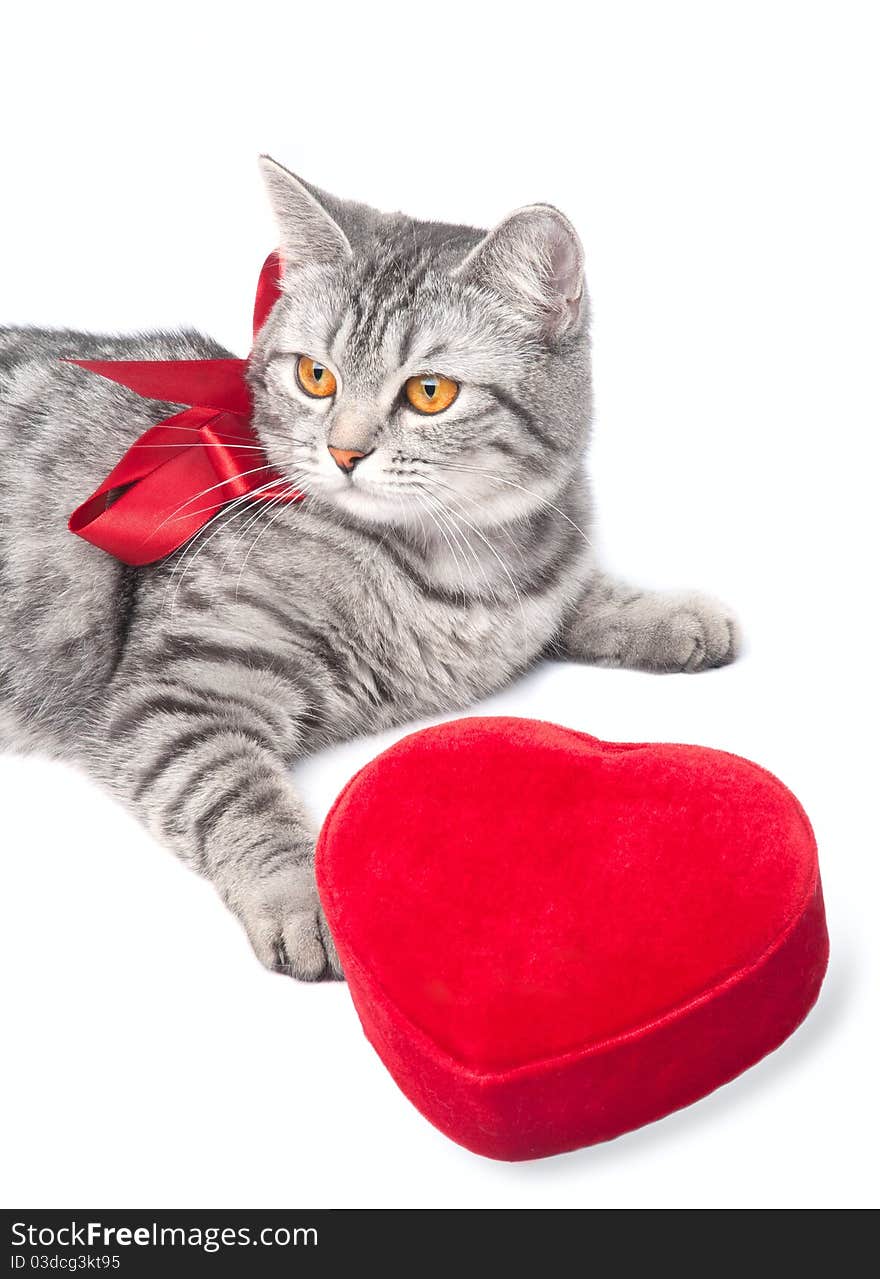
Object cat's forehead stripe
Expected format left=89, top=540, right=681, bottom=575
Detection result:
left=344, top=247, right=436, bottom=364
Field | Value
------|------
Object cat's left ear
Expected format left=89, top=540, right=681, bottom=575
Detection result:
left=454, top=204, right=585, bottom=340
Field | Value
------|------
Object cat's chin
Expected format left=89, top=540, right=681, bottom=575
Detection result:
left=320, top=480, right=424, bottom=530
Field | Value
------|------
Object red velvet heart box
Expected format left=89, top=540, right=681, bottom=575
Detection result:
left=316, top=717, right=828, bottom=1160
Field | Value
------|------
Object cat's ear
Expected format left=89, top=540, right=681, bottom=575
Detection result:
left=259, top=155, right=351, bottom=269
left=454, top=204, right=585, bottom=339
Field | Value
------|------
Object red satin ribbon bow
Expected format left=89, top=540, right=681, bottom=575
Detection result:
left=67, top=252, right=302, bottom=566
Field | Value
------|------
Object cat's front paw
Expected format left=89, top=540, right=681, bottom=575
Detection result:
left=642, top=592, right=740, bottom=673
left=223, top=860, right=343, bottom=981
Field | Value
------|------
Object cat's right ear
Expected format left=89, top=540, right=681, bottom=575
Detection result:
left=259, top=156, right=351, bottom=269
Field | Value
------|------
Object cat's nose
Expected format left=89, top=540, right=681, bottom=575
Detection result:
left=328, top=445, right=371, bottom=473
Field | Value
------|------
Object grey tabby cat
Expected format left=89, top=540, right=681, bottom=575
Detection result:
left=0, top=157, right=738, bottom=979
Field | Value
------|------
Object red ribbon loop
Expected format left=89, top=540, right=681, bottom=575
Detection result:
left=67, top=251, right=301, bottom=567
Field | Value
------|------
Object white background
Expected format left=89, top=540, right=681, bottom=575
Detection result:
left=1, top=1, right=877, bottom=1210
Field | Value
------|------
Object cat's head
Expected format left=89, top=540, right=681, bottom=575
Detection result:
left=249, top=156, right=591, bottom=532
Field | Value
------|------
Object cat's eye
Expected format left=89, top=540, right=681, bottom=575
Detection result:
left=296, top=355, right=337, bottom=399
left=404, top=374, right=459, bottom=415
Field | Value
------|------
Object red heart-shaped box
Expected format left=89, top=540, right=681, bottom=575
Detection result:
left=316, top=717, right=828, bottom=1160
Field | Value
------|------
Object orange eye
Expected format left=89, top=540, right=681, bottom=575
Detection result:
left=404, top=373, right=459, bottom=415
left=296, top=355, right=337, bottom=399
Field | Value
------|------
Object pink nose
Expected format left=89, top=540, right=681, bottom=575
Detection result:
left=328, top=446, right=368, bottom=473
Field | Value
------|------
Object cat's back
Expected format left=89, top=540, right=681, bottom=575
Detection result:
left=0, top=325, right=232, bottom=545
left=0, top=325, right=229, bottom=467
left=0, top=325, right=227, bottom=387
left=0, top=327, right=230, bottom=753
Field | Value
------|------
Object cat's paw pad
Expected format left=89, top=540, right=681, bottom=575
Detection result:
left=225, top=861, right=343, bottom=982
left=652, top=594, right=740, bottom=673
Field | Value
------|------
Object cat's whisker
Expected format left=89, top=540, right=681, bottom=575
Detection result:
left=224, top=468, right=311, bottom=578
left=163, top=496, right=264, bottom=616
left=419, top=491, right=498, bottom=602
left=166, top=476, right=296, bottom=525
left=434, top=498, right=510, bottom=614
left=395, top=487, right=431, bottom=552
left=130, top=442, right=279, bottom=450
left=163, top=474, right=298, bottom=615
left=386, top=479, right=479, bottom=597
left=175, top=465, right=308, bottom=605
left=437, top=462, right=593, bottom=549
left=135, top=424, right=312, bottom=449
left=426, top=483, right=528, bottom=631
left=234, top=477, right=313, bottom=598
left=162, top=474, right=291, bottom=584
left=422, top=475, right=529, bottom=566
left=413, top=481, right=512, bottom=616
left=219, top=496, right=286, bottom=572
left=152, top=465, right=278, bottom=532
left=430, top=481, right=560, bottom=631
left=221, top=465, right=309, bottom=554
left=408, top=490, right=471, bottom=601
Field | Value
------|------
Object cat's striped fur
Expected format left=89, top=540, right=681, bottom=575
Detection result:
left=0, top=160, right=738, bottom=978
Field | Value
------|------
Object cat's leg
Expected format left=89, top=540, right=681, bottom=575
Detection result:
left=558, top=570, right=740, bottom=673
left=88, top=652, right=341, bottom=980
